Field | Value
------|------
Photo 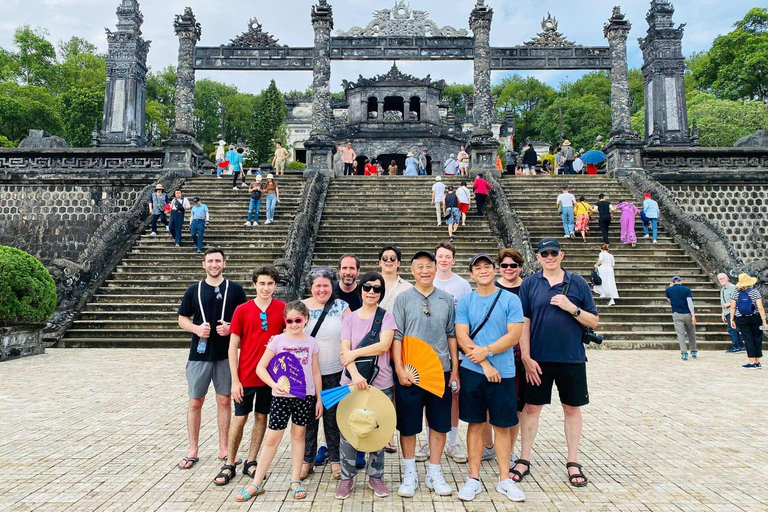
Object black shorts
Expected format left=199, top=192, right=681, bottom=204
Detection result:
left=458, top=367, right=518, bottom=428
left=514, top=346, right=525, bottom=413
left=268, top=395, right=315, bottom=430
left=395, top=371, right=451, bottom=436
left=234, top=386, right=273, bottom=417
left=524, top=362, right=589, bottom=407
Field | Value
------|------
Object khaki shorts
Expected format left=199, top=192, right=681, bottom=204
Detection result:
left=275, top=160, right=286, bottom=171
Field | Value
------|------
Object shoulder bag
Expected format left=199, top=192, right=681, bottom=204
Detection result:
left=310, top=299, right=334, bottom=338
left=344, top=307, right=386, bottom=385
left=469, top=289, right=503, bottom=340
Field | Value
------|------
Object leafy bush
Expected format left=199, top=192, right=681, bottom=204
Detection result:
left=286, top=161, right=306, bottom=170
left=0, top=246, right=57, bottom=326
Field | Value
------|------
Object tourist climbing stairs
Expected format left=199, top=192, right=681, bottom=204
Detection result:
left=500, top=175, right=727, bottom=349
left=61, top=173, right=305, bottom=348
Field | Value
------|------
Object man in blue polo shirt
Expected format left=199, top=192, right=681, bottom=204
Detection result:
left=512, top=238, right=599, bottom=489
left=665, top=275, right=697, bottom=360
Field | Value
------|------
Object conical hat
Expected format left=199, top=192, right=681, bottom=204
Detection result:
left=337, top=387, right=396, bottom=452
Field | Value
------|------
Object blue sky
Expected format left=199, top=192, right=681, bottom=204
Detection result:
left=0, top=0, right=758, bottom=93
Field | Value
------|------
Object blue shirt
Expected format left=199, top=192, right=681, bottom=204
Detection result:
left=666, top=284, right=692, bottom=314
left=190, top=204, right=209, bottom=221
left=519, top=270, right=598, bottom=364
left=404, top=157, right=419, bottom=176
left=456, top=289, right=523, bottom=378
left=643, top=199, right=660, bottom=219
left=225, top=150, right=239, bottom=171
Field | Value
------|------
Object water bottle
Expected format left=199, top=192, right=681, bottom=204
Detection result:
left=450, top=380, right=458, bottom=393
left=196, top=323, right=209, bottom=353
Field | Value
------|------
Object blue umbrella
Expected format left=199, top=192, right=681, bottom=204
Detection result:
left=580, top=150, right=606, bottom=165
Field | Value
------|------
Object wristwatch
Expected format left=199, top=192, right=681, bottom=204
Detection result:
left=486, top=347, right=494, bottom=358
left=572, top=308, right=582, bottom=317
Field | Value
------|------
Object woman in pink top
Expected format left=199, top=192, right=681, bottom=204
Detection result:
left=472, top=173, right=492, bottom=217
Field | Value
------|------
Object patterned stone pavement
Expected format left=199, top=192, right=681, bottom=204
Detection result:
left=0, top=349, right=766, bottom=512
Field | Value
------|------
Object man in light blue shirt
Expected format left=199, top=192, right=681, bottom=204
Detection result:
left=189, top=197, right=210, bottom=253
left=455, top=254, right=525, bottom=503
left=642, top=192, right=660, bottom=243
left=404, top=152, right=419, bottom=176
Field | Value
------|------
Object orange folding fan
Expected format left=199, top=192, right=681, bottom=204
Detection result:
left=401, top=336, right=444, bottom=397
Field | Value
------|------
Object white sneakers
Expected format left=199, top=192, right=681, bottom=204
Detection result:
left=425, top=468, right=452, bottom=496
left=414, top=443, right=429, bottom=462
left=252, top=221, right=259, bottom=226
left=458, top=478, right=526, bottom=502
left=481, top=445, right=496, bottom=461
left=149, top=232, right=157, bottom=236
left=243, top=221, right=251, bottom=226
left=458, top=478, right=482, bottom=501
left=398, top=472, right=419, bottom=497
left=446, top=443, right=468, bottom=463
left=232, top=186, right=238, bottom=190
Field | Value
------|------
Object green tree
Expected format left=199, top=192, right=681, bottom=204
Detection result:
left=8, top=26, right=57, bottom=86
left=59, top=86, right=103, bottom=146
left=0, top=83, right=62, bottom=142
left=687, top=91, right=768, bottom=146
left=249, top=80, right=287, bottom=165
left=441, top=83, right=473, bottom=116
left=146, top=66, right=177, bottom=143
left=194, top=79, right=238, bottom=149
left=493, top=75, right=556, bottom=148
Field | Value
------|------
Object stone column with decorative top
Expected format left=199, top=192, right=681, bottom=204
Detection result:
left=99, top=0, right=151, bottom=147
left=305, top=0, right=336, bottom=177
left=468, top=0, right=499, bottom=177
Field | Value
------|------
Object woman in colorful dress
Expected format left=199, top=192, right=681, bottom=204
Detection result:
left=573, top=196, right=593, bottom=243
left=614, top=199, right=640, bottom=247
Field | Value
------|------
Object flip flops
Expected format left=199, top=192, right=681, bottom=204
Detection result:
left=177, top=457, right=199, bottom=470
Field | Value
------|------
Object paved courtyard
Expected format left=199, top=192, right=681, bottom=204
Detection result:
left=0, top=349, right=766, bottom=512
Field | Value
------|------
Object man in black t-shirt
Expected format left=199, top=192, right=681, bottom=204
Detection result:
left=177, top=248, right=247, bottom=470
left=333, top=253, right=362, bottom=311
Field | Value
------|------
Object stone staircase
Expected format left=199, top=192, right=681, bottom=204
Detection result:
left=60, top=174, right=305, bottom=348
left=499, top=175, right=728, bottom=349
left=311, top=176, right=499, bottom=284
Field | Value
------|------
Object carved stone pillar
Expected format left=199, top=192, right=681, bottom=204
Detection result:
left=468, top=1, right=499, bottom=176
left=99, top=1, right=150, bottom=147
left=172, top=8, right=201, bottom=140
left=638, top=0, right=691, bottom=146
left=604, top=7, right=638, bottom=141
left=306, top=0, right=336, bottom=176
left=403, top=100, right=410, bottom=122
left=377, top=99, right=384, bottom=122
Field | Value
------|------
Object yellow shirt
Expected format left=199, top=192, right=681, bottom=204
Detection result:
left=574, top=201, right=592, bottom=217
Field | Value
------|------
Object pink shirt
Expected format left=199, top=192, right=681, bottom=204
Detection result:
left=473, top=177, right=492, bottom=195
left=337, top=146, right=357, bottom=164
left=339, top=309, right=397, bottom=390
left=266, top=334, right=319, bottom=397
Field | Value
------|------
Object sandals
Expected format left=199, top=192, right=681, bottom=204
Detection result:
left=214, top=465, right=235, bottom=486
left=290, top=479, right=307, bottom=500
left=218, top=455, right=242, bottom=466
left=384, top=442, right=398, bottom=454
left=566, top=462, right=589, bottom=487
left=510, top=459, right=531, bottom=482
left=242, top=460, right=258, bottom=478
left=177, top=457, right=199, bottom=470
left=300, top=463, right=315, bottom=480
left=331, top=463, right=341, bottom=480
left=235, top=481, right=266, bottom=502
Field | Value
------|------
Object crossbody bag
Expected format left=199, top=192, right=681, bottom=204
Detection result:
left=344, top=307, right=386, bottom=384
left=309, top=299, right=334, bottom=338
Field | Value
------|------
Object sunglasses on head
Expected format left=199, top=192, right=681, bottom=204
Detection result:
left=500, top=262, right=520, bottom=269
left=380, top=255, right=399, bottom=263
left=285, top=317, right=306, bottom=325
left=260, top=312, right=268, bottom=330
left=361, top=283, right=383, bottom=294
left=214, top=286, right=223, bottom=300
left=540, top=250, right=560, bottom=258
left=422, top=297, right=431, bottom=317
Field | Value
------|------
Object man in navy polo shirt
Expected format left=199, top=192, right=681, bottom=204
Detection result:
left=511, top=238, right=599, bottom=488
left=665, top=275, right=697, bottom=360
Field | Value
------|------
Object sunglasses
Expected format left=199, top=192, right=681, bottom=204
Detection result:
left=214, top=286, right=223, bottom=300
left=380, top=256, right=399, bottom=263
left=422, top=297, right=431, bottom=317
left=540, top=250, right=560, bottom=258
left=260, top=312, right=268, bottom=330
left=361, top=283, right=383, bottom=294
left=285, top=317, right=306, bottom=325
left=500, top=262, right=520, bottom=269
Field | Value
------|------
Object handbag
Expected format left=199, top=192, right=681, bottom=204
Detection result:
left=558, top=203, right=563, bottom=215
left=590, top=268, right=603, bottom=286
left=344, top=307, right=386, bottom=385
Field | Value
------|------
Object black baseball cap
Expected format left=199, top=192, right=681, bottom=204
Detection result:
left=469, top=253, right=495, bottom=270
left=192, top=196, right=201, bottom=203
left=537, top=237, right=561, bottom=254
left=411, top=250, right=436, bottom=263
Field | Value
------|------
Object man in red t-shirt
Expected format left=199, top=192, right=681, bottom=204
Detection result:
left=214, top=266, right=285, bottom=485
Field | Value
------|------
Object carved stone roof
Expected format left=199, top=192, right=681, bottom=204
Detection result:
left=230, top=18, right=280, bottom=47
left=341, top=63, right=446, bottom=91
left=524, top=12, right=574, bottom=47
left=336, top=1, right=469, bottom=37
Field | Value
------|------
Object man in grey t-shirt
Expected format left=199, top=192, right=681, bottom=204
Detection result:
left=718, top=273, right=744, bottom=353
left=392, top=251, right=458, bottom=498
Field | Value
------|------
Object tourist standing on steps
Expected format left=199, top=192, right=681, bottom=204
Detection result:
left=432, top=176, right=446, bottom=227
left=456, top=254, right=526, bottom=503
left=456, top=181, right=471, bottom=227
left=364, top=159, right=378, bottom=175
left=272, top=142, right=290, bottom=177
left=512, top=238, right=598, bottom=489
left=665, top=276, right=697, bottom=360
left=561, top=141, right=576, bottom=175
left=444, top=153, right=457, bottom=176
left=214, top=266, right=285, bottom=486
left=472, top=173, right=491, bottom=217
left=556, top=185, right=576, bottom=238
left=615, top=199, right=640, bottom=247
left=521, top=144, right=537, bottom=175
left=444, top=186, right=461, bottom=242
left=302, top=268, right=350, bottom=481
left=148, top=183, right=169, bottom=236
left=264, top=174, right=280, bottom=225
left=388, top=160, right=398, bottom=176
left=338, top=142, right=357, bottom=176
left=574, top=196, right=592, bottom=243
left=592, top=194, right=614, bottom=245
left=216, top=140, right=227, bottom=178
left=458, top=145, right=470, bottom=176
left=404, top=152, right=419, bottom=176
left=245, top=175, right=264, bottom=227
left=573, top=153, right=584, bottom=174
left=334, top=254, right=363, bottom=312
left=393, top=251, right=458, bottom=498
left=177, top=248, right=248, bottom=471
left=433, top=242, right=471, bottom=465
left=419, top=149, right=429, bottom=176
left=169, top=189, right=191, bottom=247
left=592, top=245, right=618, bottom=306
left=642, top=192, right=660, bottom=243
left=729, top=273, right=766, bottom=369
left=225, top=145, right=237, bottom=176
left=378, top=245, right=413, bottom=312
left=718, top=273, right=744, bottom=353
left=189, top=197, right=209, bottom=254
left=232, top=148, right=245, bottom=190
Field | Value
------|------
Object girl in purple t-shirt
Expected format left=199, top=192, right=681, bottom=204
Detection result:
left=237, top=301, right=322, bottom=503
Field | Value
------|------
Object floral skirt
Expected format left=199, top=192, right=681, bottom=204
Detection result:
left=575, top=214, right=590, bottom=233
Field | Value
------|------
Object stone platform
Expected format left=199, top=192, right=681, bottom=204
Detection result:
left=0, top=349, right=765, bottom=512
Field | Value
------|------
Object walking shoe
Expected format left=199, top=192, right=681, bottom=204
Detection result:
left=681, top=353, right=688, bottom=361
left=335, top=478, right=354, bottom=500
left=496, top=478, right=526, bottom=502
left=149, top=232, right=157, bottom=236
left=415, top=443, right=429, bottom=462
left=741, top=363, right=755, bottom=369
left=355, top=452, right=366, bottom=469
left=691, top=351, right=698, bottom=359
left=643, top=234, right=649, bottom=238
left=314, top=445, right=328, bottom=466
left=726, top=347, right=738, bottom=353
left=457, top=477, right=482, bottom=501
left=510, top=453, right=518, bottom=466
left=166, top=225, right=171, bottom=231
left=244, top=221, right=251, bottom=226
left=446, top=443, right=468, bottom=463
left=755, top=363, right=762, bottom=369
left=216, top=176, right=222, bottom=179
left=398, top=472, right=419, bottom=497
left=738, top=346, right=747, bottom=352
left=481, top=445, right=496, bottom=461
left=652, top=240, right=658, bottom=244
left=570, top=233, right=575, bottom=239
left=175, top=244, right=180, bottom=247
left=368, top=477, right=389, bottom=497
left=425, top=468, right=452, bottom=496
left=252, top=221, right=259, bottom=226
left=233, top=186, right=238, bottom=190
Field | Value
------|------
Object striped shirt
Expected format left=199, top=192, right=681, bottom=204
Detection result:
left=730, top=287, right=762, bottom=317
